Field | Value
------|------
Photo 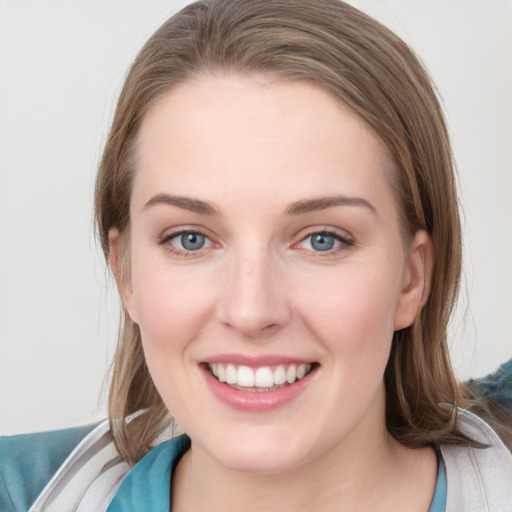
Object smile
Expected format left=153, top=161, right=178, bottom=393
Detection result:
left=201, top=358, right=319, bottom=411
left=207, top=362, right=314, bottom=391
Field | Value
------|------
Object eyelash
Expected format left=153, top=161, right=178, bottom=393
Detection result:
left=157, top=227, right=354, bottom=258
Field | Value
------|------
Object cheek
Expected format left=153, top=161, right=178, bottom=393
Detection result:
left=128, top=259, right=217, bottom=417
left=130, top=256, right=214, bottom=355
left=284, top=264, right=403, bottom=440
left=296, top=264, right=401, bottom=363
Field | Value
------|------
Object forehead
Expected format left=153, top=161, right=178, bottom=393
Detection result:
left=133, top=74, right=396, bottom=214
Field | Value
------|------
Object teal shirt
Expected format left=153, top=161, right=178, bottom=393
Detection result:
left=107, top=435, right=190, bottom=511
left=430, top=457, right=447, bottom=512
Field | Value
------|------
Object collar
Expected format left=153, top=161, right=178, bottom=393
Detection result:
left=106, top=435, right=190, bottom=512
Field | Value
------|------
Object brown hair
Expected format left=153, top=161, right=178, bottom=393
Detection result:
left=96, top=0, right=469, bottom=464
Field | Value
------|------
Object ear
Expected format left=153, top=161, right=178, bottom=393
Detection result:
left=108, top=227, right=139, bottom=324
left=393, top=230, right=433, bottom=331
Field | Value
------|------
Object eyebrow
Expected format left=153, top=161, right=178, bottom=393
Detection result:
left=143, top=193, right=376, bottom=216
left=285, top=196, right=376, bottom=215
left=143, top=193, right=218, bottom=215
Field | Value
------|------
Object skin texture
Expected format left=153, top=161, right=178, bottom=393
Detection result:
left=111, top=74, right=436, bottom=511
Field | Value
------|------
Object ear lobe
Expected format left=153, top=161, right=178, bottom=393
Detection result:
left=393, top=230, right=433, bottom=331
left=108, top=227, right=138, bottom=324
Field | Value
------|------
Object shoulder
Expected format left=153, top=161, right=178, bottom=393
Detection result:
left=4, top=416, right=184, bottom=512
left=441, top=409, right=512, bottom=512
left=25, top=419, right=131, bottom=512
left=0, top=423, right=98, bottom=512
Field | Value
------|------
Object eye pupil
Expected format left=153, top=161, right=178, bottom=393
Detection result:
left=311, top=233, right=335, bottom=251
left=181, top=232, right=205, bottom=250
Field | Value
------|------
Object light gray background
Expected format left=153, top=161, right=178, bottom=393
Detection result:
left=1, top=0, right=511, bottom=434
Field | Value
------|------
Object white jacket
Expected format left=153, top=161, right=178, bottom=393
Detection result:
left=440, top=409, right=512, bottom=511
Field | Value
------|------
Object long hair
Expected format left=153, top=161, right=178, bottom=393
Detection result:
left=96, top=0, right=468, bottom=463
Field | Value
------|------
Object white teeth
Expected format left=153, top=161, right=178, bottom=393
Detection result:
left=217, top=364, right=226, bottom=383
left=286, top=365, right=297, bottom=384
left=208, top=362, right=314, bottom=388
left=255, top=367, right=274, bottom=387
left=237, top=365, right=255, bottom=387
left=273, top=365, right=286, bottom=385
left=226, top=364, right=237, bottom=384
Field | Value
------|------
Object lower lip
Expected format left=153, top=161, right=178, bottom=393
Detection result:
left=201, top=365, right=317, bottom=412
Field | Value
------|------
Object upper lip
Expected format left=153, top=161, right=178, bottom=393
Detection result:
left=200, top=353, right=316, bottom=368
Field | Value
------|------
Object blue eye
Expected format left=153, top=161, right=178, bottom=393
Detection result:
left=310, top=233, right=336, bottom=251
left=298, top=231, right=352, bottom=253
left=179, top=232, right=206, bottom=251
left=160, top=230, right=213, bottom=256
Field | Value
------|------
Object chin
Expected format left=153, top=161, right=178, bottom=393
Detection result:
left=217, top=448, right=304, bottom=475
left=199, top=428, right=316, bottom=475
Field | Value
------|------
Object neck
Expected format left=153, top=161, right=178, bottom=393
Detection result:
left=172, top=400, right=437, bottom=512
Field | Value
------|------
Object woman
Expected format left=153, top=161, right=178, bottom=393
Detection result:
left=2, top=0, right=511, bottom=510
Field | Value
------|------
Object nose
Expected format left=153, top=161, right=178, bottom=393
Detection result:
left=217, top=249, right=291, bottom=338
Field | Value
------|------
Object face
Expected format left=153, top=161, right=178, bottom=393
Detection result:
left=117, top=74, right=429, bottom=474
